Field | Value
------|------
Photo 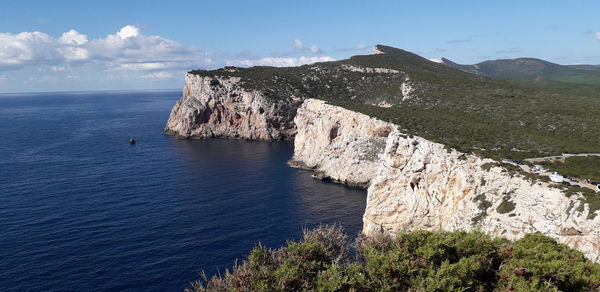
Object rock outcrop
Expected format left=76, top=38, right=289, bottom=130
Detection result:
left=290, top=99, right=394, bottom=188
left=164, top=73, right=300, bottom=140
left=164, top=46, right=431, bottom=138
left=292, top=99, right=600, bottom=262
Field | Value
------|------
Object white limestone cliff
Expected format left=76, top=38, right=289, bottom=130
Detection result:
left=164, top=73, right=299, bottom=140
left=290, top=99, right=394, bottom=188
left=292, top=99, right=600, bottom=262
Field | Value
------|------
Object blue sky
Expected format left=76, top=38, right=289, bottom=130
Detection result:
left=1, top=0, right=599, bottom=93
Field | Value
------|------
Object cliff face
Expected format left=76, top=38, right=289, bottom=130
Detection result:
left=164, top=73, right=299, bottom=140
left=292, top=99, right=600, bottom=262
left=290, top=99, right=394, bottom=188
left=164, top=46, right=432, bottom=141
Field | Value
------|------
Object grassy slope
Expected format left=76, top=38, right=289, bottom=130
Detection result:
left=189, top=45, right=600, bottom=161
left=332, top=46, right=600, bottom=160
left=442, top=57, right=600, bottom=87
left=540, top=156, right=600, bottom=182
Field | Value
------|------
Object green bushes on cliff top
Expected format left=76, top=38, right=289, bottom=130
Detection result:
left=540, top=156, right=600, bottom=182
left=190, top=46, right=600, bottom=176
left=186, top=225, right=600, bottom=292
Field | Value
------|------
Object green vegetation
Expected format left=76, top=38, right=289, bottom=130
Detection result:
left=540, top=156, right=600, bottom=182
left=188, top=225, right=600, bottom=291
left=561, top=186, right=600, bottom=219
left=442, top=57, right=600, bottom=88
left=191, top=44, right=600, bottom=167
left=496, top=196, right=516, bottom=214
left=326, top=92, right=600, bottom=161
left=471, top=194, right=492, bottom=224
left=513, top=78, right=600, bottom=98
left=481, top=162, right=498, bottom=172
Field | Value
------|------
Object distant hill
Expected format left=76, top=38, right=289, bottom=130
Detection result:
left=441, top=57, right=600, bottom=87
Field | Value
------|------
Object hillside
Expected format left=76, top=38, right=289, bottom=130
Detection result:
left=187, top=45, right=600, bottom=160
left=441, top=56, right=600, bottom=87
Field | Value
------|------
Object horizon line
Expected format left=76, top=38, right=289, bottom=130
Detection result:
left=0, top=88, right=182, bottom=96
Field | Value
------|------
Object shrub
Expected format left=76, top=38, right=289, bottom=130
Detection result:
left=187, top=226, right=600, bottom=292
left=497, top=233, right=600, bottom=291
left=496, top=196, right=516, bottom=214
left=359, top=231, right=509, bottom=291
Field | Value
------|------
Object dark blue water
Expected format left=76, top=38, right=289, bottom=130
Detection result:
left=0, top=91, right=366, bottom=291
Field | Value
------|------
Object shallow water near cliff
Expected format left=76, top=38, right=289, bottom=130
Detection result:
left=0, top=91, right=367, bottom=291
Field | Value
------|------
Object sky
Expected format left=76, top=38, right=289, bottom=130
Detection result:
left=1, top=0, right=599, bottom=93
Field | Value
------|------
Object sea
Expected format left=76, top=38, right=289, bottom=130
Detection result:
left=0, top=90, right=367, bottom=291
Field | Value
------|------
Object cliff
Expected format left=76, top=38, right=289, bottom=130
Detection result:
left=289, top=99, right=394, bottom=188
left=165, top=45, right=600, bottom=163
left=292, top=99, right=600, bottom=262
left=165, top=45, right=600, bottom=262
left=164, top=73, right=299, bottom=140
left=164, top=46, right=430, bottom=141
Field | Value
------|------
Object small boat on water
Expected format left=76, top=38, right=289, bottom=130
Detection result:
left=129, top=138, right=136, bottom=144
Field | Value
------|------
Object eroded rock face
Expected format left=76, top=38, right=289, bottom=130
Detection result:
left=364, top=131, right=600, bottom=262
left=292, top=99, right=600, bottom=262
left=164, top=73, right=300, bottom=140
left=290, top=99, right=393, bottom=188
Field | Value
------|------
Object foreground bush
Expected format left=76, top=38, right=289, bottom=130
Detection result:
left=187, top=226, right=600, bottom=291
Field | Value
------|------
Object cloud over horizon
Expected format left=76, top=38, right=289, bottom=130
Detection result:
left=0, top=25, right=212, bottom=71
left=0, top=25, right=216, bottom=88
left=0, top=26, right=337, bottom=91
left=292, top=39, right=322, bottom=54
left=226, top=56, right=335, bottom=67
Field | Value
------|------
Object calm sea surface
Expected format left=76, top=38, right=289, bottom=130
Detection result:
left=0, top=91, right=366, bottom=291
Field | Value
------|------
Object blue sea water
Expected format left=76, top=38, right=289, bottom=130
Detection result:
left=0, top=91, right=367, bottom=291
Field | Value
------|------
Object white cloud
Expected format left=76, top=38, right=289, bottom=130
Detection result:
left=117, top=62, right=169, bottom=71
left=596, top=32, right=600, bottom=40
left=293, top=39, right=321, bottom=54
left=117, top=25, right=140, bottom=39
left=226, top=56, right=335, bottom=67
left=61, top=46, right=90, bottom=61
left=0, top=31, right=59, bottom=66
left=0, top=25, right=212, bottom=72
left=27, top=75, right=58, bottom=83
left=142, top=71, right=173, bottom=80
left=59, top=30, right=88, bottom=45
left=52, top=66, right=69, bottom=72
left=293, top=39, right=303, bottom=50
left=333, top=43, right=370, bottom=53
left=0, top=27, right=341, bottom=77
left=309, top=44, right=321, bottom=53
left=0, top=26, right=366, bottom=91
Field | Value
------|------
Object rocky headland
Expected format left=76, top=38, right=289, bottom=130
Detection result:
left=291, top=99, right=600, bottom=262
left=164, top=73, right=299, bottom=140
left=165, top=45, right=600, bottom=262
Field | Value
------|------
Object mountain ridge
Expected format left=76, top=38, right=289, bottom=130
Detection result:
left=441, top=56, right=600, bottom=86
